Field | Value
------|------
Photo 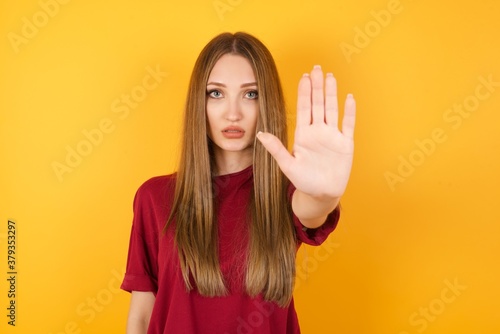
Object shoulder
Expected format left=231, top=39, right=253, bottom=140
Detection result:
left=138, top=174, right=176, bottom=192
left=134, top=174, right=177, bottom=205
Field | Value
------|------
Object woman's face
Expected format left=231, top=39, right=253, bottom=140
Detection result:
left=206, top=54, right=259, bottom=157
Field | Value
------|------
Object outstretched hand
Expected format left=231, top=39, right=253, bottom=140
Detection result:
left=257, top=65, right=356, bottom=200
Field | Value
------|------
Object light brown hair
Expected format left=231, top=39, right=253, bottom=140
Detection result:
left=166, top=32, right=296, bottom=307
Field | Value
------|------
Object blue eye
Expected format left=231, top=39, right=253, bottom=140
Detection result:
left=208, top=90, right=223, bottom=98
left=246, top=90, right=258, bottom=99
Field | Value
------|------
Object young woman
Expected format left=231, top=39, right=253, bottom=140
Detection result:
left=121, top=32, right=356, bottom=334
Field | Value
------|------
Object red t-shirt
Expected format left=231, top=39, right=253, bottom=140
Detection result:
left=121, top=166, right=339, bottom=334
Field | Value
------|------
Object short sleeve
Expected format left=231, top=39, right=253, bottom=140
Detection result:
left=120, top=181, right=161, bottom=294
left=288, top=183, right=340, bottom=246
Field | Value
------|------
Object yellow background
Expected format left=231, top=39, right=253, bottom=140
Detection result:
left=1, top=0, right=499, bottom=333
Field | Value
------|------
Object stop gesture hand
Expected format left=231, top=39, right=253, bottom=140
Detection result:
left=257, top=65, right=356, bottom=202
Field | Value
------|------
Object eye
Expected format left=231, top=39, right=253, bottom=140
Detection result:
left=245, top=90, right=258, bottom=99
left=207, top=89, right=223, bottom=99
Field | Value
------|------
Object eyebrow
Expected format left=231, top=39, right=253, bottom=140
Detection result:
left=206, top=82, right=257, bottom=88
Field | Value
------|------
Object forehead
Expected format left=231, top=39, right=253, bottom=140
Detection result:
left=208, top=54, right=256, bottom=84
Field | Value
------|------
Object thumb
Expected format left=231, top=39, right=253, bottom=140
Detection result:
left=256, top=131, right=293, bottom=171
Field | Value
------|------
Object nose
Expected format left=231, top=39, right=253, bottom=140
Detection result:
left=225, top=97, right=243, bottom=122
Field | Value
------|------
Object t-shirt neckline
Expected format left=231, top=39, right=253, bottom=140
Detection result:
left=214, top=164, right=253, bottom=179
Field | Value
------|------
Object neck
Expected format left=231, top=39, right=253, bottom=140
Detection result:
left=213, top=148, right=253, bottom=176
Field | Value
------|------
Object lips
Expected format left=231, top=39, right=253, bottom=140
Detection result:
left=222, top=126, right=245, bottom=139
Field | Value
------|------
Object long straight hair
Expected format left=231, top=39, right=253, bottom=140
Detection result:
left=166, top=32, right=296, bottom=307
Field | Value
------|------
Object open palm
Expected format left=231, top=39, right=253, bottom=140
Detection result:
left=257, top=65, right=356, bottom=199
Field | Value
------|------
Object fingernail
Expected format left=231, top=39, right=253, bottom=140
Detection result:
left=303, top=73, right=310, bottom=77
left=256, top=131, right=263, bottom=137
left=326, top=73, right=334, bottom=77
left=313, top=65, right=321, bottom=69
left=347, top=93, right=354, bottom=98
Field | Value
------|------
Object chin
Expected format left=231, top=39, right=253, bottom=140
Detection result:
left=222, top=144, right=254, bottom=152
left=215, top=140, right=254, bottom=153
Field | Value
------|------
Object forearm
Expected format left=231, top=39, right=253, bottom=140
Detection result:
left=291, top=189, right=340, bottom=229
left=126, top=319, right=149, bottom=334
left=126, top=291, right=155, bottom=334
